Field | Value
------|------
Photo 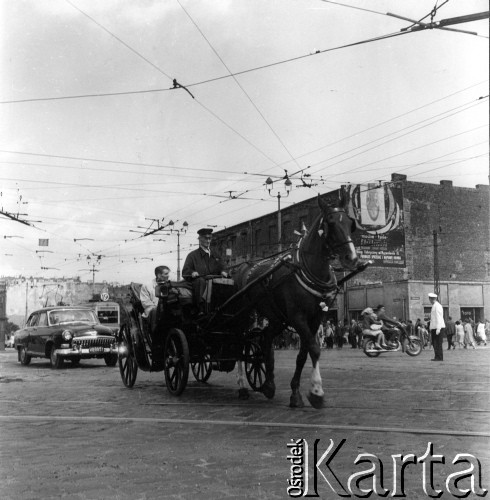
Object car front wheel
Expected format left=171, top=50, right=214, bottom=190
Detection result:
left=50, top=347, right=64, bottom=369
left=19, top=346, right=31, bottom=366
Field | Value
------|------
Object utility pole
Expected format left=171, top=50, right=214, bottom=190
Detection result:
left=433, top=230, right=440, bottom=296
left=158, top=222, right=189, bottom=280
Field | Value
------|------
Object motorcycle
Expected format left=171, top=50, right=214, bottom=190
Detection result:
left=363, top=324, right=422, bottom=358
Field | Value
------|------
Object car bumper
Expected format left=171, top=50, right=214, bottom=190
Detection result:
left=54, top=345, right=118, bottom=357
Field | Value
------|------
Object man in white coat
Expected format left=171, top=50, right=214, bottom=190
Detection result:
left=428, top=292, right=446, bottom=362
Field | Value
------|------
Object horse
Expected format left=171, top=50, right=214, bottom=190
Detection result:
left=230, top=194, right=359, bottom=409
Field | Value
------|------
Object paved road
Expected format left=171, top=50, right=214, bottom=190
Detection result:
left=1, top=345, right=489, bottom=499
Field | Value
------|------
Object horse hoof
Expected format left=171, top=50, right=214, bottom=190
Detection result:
left=307, top=392, right=325, bottom=409
left=289, top=393, right=305, bottom=408
left=238, top=388, right=250, bottom=400
left=261, top=381, right=276, bottom=399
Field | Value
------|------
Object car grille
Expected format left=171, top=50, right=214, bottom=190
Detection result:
left=73, top=336, right=114, bottom=348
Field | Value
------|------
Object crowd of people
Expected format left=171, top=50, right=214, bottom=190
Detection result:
left=314, top=309, right=489, bottom=353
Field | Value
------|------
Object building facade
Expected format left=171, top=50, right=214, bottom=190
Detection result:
left=213, top=173, right=490, bottom=325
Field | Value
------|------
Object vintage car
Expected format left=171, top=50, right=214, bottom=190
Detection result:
left=14, top=306, right=118, bottom=369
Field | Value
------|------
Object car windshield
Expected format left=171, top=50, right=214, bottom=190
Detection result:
left=48, top=309, right=97, bottom=325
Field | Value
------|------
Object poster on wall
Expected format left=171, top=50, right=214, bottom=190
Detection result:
left=345, top=183, right=406, bottom=268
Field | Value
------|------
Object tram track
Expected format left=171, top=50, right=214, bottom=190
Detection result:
left=1, top=414, right=489, bottom=438
left=2, top=397, right=490, bottom=412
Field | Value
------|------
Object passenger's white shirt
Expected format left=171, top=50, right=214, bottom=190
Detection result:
left=140, top=278, right=159, bottom=317
left=430, top=300, right=445, bottom=333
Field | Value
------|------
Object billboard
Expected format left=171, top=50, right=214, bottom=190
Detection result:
left=345, top=183, right=405, bottom=268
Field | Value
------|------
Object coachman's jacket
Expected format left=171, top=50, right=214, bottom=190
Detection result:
left=182, top=247, right=224, bottom=280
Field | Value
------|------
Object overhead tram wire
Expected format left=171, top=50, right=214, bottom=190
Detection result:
left=267, top=80, right=489, bottom=170
left=0, top=29, right=413, bottom=105
left=177, top=0, right=301, bottom=171
left=64, top=0, right=172, bottom=81
left=22, top=0, right=282, bottom=172
left=306, top=98, right=489, bottom=178
left=317, top=124, right=489, bottom=182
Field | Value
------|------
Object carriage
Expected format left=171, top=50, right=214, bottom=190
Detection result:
left=116, top=267, right=287, bottom=396
left=117, top=196, right=368, bottom=408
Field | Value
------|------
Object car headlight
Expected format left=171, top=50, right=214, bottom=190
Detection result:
left=62, top=330, right=73, bottom=341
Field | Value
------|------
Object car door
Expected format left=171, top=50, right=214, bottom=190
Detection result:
left=34, top=312, right=49, bottom=356
left=25, top=313, right=39, bottom=354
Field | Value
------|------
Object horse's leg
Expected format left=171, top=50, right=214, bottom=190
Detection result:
left=289, top=316, right=325, bottom=409
left=305, top=317, right=325, bottom=409
left=289, top=341, right=308, bottom=408
left=261, top=327, right=277, bottom=399
left=236, top=360, right=249, bottom=400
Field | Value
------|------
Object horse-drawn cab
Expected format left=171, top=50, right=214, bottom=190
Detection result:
left=117, top=275, right=264, bottom=396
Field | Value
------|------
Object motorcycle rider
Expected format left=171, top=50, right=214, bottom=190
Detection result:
left=375, top=304, right=403, bottom=349
left=361, top=307, right=385, bottom=350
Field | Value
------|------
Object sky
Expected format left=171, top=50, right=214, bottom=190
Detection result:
left=0, top=0, right=488, bottom=284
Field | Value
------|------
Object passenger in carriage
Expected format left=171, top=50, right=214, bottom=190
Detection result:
left=182, top=228, right=227, bottom=315
left=140, top=265, right=170, bottom=333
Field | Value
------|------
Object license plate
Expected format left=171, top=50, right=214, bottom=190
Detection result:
left=89, top=347, right=105, bottom=354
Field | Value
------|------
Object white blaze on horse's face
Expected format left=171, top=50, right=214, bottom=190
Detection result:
left=327, top=211, right=359, bottom=270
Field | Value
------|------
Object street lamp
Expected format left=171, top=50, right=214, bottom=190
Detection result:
left=265, top=177, right=292, bottom=252
left=163, top=221, right=188, bottom=280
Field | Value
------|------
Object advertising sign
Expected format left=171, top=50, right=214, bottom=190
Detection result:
left=345, top=183, right=406, bottom=268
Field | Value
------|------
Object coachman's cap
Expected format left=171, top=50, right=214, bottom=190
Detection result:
left=428, top=292, right=438, bottom=298
left=197, top=228, right=213, bottom=236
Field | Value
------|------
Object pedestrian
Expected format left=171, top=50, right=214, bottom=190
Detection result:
left=324, top=321, right=334, bottom=349
left=463, top=318, right=476, bottom=349
left=348, top=319, right=358, bottom=349
left=454, top=320, right=465, bottom=348
left=316, top=322, right=325, bottom=349
left=475, top=320, right=487, bottom=346
left=406, top=320, right=414, bottom=337
left=428, top=292, right=445, bottom=362
left=355, top=320, right=363, bottom=349
left=336, top=321, right=345, bottom=349
left=445, top=316, right=456, bottom=350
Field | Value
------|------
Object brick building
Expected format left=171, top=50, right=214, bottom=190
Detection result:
left=213, top=173, right=490, bottom=325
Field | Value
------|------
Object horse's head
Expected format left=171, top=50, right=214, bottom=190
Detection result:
left=318, top=194, right=359, bottom=270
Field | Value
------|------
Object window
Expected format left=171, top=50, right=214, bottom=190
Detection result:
left=282, top=220, right=292, bottom=245
left=28, top=314, right=39, bottom=327
left=97, top=308, right=119, bottom=324
left=254, top=228, right=262, bottom=256
left=268, top=225, right=277, bottom=246
left=38, top=312, right=48, bottom=327
left=240, top=231, right=248, bottom=257
left=460, top=307, right=484, bottom=323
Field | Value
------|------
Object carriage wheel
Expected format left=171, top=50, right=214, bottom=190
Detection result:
left=118, top=323, right=138, bottom=388
left=244, top=341, right=266, bottom=392
left=191, top=353, right=212, bottom=383
left=164, top=328, right=189, bottom=396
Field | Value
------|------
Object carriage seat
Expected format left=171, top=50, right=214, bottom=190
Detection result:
left=155, top=280, right=193, bottom=306
left=129, top=282, right=145, bottom=316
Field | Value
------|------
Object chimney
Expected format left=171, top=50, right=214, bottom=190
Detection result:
left=440, top=180, right=453, bottom=187
left=476, top=184, right=488, bottom=191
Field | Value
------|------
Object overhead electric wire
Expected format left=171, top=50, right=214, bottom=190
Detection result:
left=0, top=29, right=413, bottom=105
left=177, top=0, right=301, bottom=171
left=64, top=0, right=172, bottom=81
left=318, top=0, right=389, bottom=17
left=307, top=99, right=488, bottom=177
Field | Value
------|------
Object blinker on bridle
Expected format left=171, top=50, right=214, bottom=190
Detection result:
left=318, top=207, right=355, bottom=255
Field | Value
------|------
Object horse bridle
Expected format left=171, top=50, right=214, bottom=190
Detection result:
left=319, top=207, right=356, bottom=257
